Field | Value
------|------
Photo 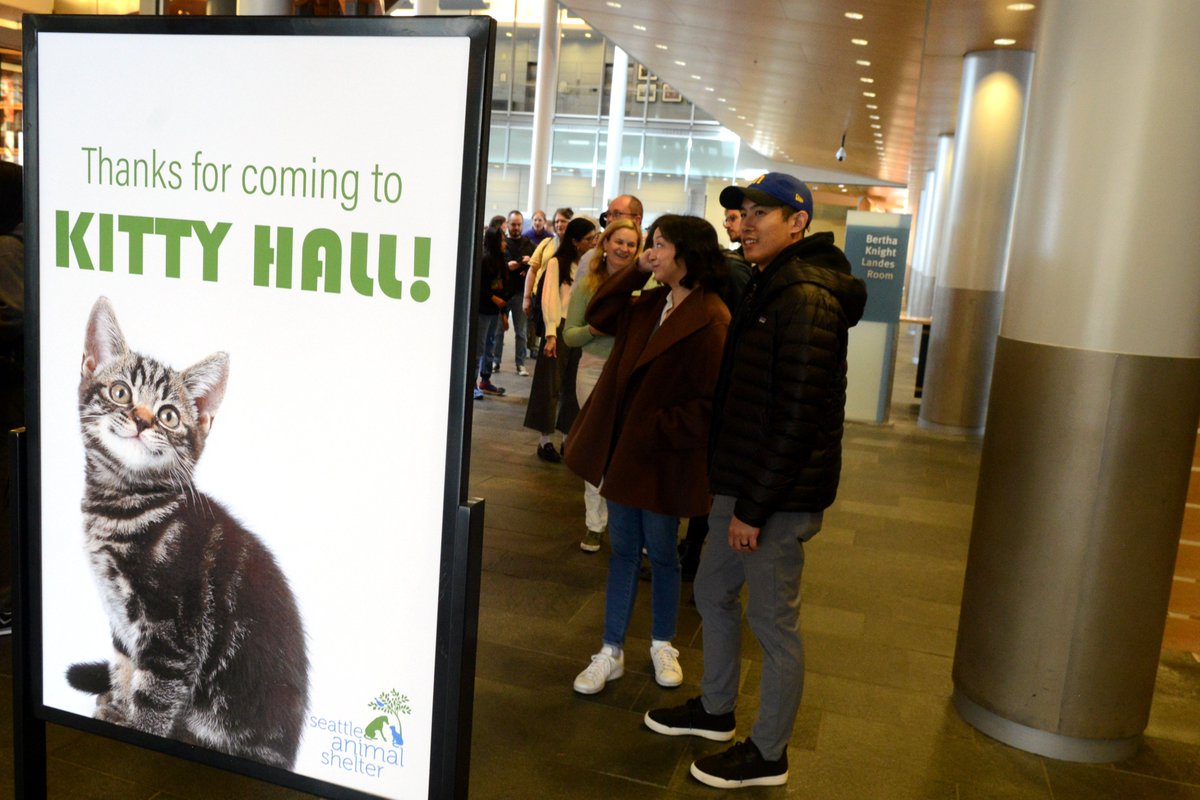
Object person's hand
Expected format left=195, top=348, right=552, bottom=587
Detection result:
left=492, top=296, right=506, bottom=309
left=637, top=248, right=654, bottom=273
left=543, top=336, right=557, bottom=358
left=508, top=259, right=520, bottom=271
left=521, top=255, right=531, bottom=264
left=502, top=315, right=510, bottom=331
left=522, top=297, right=532, bottom=314
left=727, top=515, right=761, bottom=553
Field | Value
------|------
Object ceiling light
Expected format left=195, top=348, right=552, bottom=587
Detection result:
left=860, top=77, right=874, bottom=83
left=856, top=60, right=871, bottom=67
left=866, top=103, right=878, bottom=109
left=838, top=184, right=846, bottom=188
left=584, top=32, right=591, bottom=38
left=737, top=115, right=747, bottom=120
left=994, top=38, right=1017, bottom=46
left=675, top=61, right=687, bottom=67
left=656, top=43, right=669, bottom=50
left=873, top=132, right=883, bottom=138
left=728, top=106, right=737, bottom=111
left=605, top=0, right=622, bottom=6
left=869, top=114, right=880, bottom=120
left=717, top=97, right=726, bottom=102
left=690, top=74, right=701, bottom=80
left=633, top=24, right=646, bottom=31
left=844, top=11, right=863, bottom=20
left=871, top=124, right=881, bottom=129
left=851, top=38, right=868, bottom=46
left=863, top=91, right=876, bottom=97
left=505, top=31, right=512, bottom=37
left=1006, top=2, right=1035, bottom=9
left=704, top=86, right=714, bottom=91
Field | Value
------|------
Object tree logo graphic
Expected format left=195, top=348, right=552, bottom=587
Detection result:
left=365, top=690, right=412, bottom=747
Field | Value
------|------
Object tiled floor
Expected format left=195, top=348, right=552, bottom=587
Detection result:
left=3, top=325, right=1199, bottom=798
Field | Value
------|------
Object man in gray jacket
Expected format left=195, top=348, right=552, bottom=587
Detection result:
left=645, top=172, right=866, bottom=789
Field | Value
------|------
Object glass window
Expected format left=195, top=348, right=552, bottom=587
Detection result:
left=507, top=127, right=533, bottom=167
left=643, top=133, right=689, bottom=176
left=492, top=25, right=516, bottom=112
left=555, top=31, right=604, bottom=116
left=512, top=23, right=540, bottom=113
left=687, top=137, right=737, bottom=179
left=649, top=83, right=693, bottom=122
left=551, top=130, right=597, bottom=171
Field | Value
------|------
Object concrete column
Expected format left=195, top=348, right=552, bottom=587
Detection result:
left=414, top=0, right=436, bottom=13
left=952, top=0, right=1200, bottom=762
left=905, top=176, right=933, bottom=317
left=527, top=0, right=560, bottom=215
left=911, top=136, right=954, bottom=319
left=920, top=50, right=1034, bottom=433
left=602, top=46, right=628, bottom=207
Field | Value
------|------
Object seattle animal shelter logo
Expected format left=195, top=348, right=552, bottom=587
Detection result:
left=307, top=688, right=411, bottom=779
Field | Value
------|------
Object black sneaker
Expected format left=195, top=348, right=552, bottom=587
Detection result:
left=690, top=739, right=788, bottom=789
left=644, top=696, right=735, bottom=742
left=536, top=442, right=562, bottom=463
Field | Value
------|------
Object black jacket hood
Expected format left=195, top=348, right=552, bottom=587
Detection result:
left=756, top=232, right=867, bottom=326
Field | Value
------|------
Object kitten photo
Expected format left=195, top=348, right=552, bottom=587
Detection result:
left=67, top=295, right=309, bottom=770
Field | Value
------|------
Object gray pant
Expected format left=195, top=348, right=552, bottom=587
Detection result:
left=695, top=494, right=822, bottom=761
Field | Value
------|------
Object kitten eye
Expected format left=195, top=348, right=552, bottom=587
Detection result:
left=109, top=381, right=132, bottom=406
left=157, top=406, right=181, bottom=429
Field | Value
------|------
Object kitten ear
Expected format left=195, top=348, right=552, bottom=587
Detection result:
left=182, top=352, right=229, bottom=435
left=82, top=296, right=128, bottom=378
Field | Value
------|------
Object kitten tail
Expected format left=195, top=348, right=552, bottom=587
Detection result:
left=66, top=661, right=112, bottom=695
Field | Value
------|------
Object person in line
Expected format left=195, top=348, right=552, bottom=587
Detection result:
left=564, top=215, right=730, bottom=695
left=723, top=204, right=744, bottom=256
left=561, top=218, right=642, bottom=553
left=474, top=224, right=509, bottom=399
left=522, top=216, right=596, bottom=462
left=603, top=194, right=644, bottom=232
left=499, top=209, right=535, bottom=377
left=645, top=173, right=866, bottom=790
left=523, top=207, right=573, bottom=359
left=523, top=209, right=553, bottom=247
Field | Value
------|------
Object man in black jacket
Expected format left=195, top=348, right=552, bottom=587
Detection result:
left=500, top=210, right=536, bottom=376
left=646, top=172, right=866, bottom=789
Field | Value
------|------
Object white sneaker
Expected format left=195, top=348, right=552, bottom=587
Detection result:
left=516, top=365, right=530, bottom=377
left=651, top=642, right=683, bottom=688
left=573, top=647, right=624, bottom=694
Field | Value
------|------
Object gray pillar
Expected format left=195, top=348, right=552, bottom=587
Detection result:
left=414, top=0, right=436, bottom=12
left=603, top=46, right=628, bottom=207
left=527, top=0, right=559, bottom=215
left=920, top=50, right=1034, bottom=433
left=952, top=0, right=1200, bottom=762
left=905, top=176, right=933, bottom=317
left=911, top=136, right=954, bottom=319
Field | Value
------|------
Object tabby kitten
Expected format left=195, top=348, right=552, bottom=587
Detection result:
left=67, top=296, right=308, bottom=770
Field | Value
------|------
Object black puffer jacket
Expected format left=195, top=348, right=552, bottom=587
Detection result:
left=708, top=233, right=867, bottom=526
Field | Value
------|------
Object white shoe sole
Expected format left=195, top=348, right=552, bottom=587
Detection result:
left=654, top=671, right=683, bottom=688
left=690, top=762, right=788, bottom=788
left=642, top=712, right=734, bottom=741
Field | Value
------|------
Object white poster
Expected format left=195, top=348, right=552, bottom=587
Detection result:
left=35, top=28, right=475, bottom=798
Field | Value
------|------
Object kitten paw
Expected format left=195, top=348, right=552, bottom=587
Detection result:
left=94, top=699, right=128, bottom=724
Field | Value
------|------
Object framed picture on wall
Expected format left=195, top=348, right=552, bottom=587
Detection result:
left=636, top=63, right=656, bottom=81
left=661, top=83, right=682, bottom=103
left=636, top=82, right=657, bottom=102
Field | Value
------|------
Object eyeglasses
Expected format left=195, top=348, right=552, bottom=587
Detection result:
left=608, top=209, right=635, bottom=220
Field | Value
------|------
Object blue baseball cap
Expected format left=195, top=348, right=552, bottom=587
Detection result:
left=720, top=172, right=813, bottom=221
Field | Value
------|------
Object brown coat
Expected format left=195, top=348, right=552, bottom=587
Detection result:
left=564, top=264, right=730, bottom=518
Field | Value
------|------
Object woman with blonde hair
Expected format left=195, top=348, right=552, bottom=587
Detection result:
left=561, top=218, right=643, bottom=552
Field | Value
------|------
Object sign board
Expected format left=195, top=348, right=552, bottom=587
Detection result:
left=844, top=211, right=911, bottom=423
left=22, top=15, right=493, bottom=799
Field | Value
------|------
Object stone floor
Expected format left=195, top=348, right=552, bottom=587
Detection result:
left=2, top=325, right=1199, bottom=798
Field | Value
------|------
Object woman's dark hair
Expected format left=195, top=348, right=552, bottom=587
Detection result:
left=487, top=214, right=506, bottom=232
left=651, top=214, right=727, bottom=291
left=552, top=217, right=597, bottom=285
left=482, top=225, right=505, bottom=267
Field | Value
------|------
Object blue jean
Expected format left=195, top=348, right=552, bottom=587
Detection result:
left=489, top=293, right=527, bottom=367
left=476, top=312, right=501, bottom=382
left=603, top=500, right=681, bottom=647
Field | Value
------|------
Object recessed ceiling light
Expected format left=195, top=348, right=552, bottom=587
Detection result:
left=605, top=0, right=621, bottom=6
left=863, top=91, right=876, bottom=97
left=866, top=104, right=878, bottom=109
left=704, top=86, right=714, bottom=91
left=656, top=43, right=669, bottom=50
left=505, top=31, right=512, bottom=37
left=728, top=106, right=737, bottom=111
left=869, top=114, right=880, bottom=120
left=633, top=24, right=646, bottom=31
left=860, top=77, right=874, bottom=83
left=856, top=59, right=871, bottom=67
left=1006, top=2, right=1035, bottom=9
left=873, top=132, right=883, bottom=138
left=674, top=60, right=686, bottom=66
left=737, top=115, right=747, bottom=120
left=994, top=38, right=1017, bottom=46
left=844, top=12, right=863, bottom=20
left=717, top=97, right=726, bottom=102
left=584, top=32, right=591, bottom=38
left=690, top=74, right=701, bottom=80
left=871, top=124, right=881, bottom=129
left=851, top=38, right=868, bottom=46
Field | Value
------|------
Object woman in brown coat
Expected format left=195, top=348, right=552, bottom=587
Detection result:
left=564, top=214, right=730, bottom=695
